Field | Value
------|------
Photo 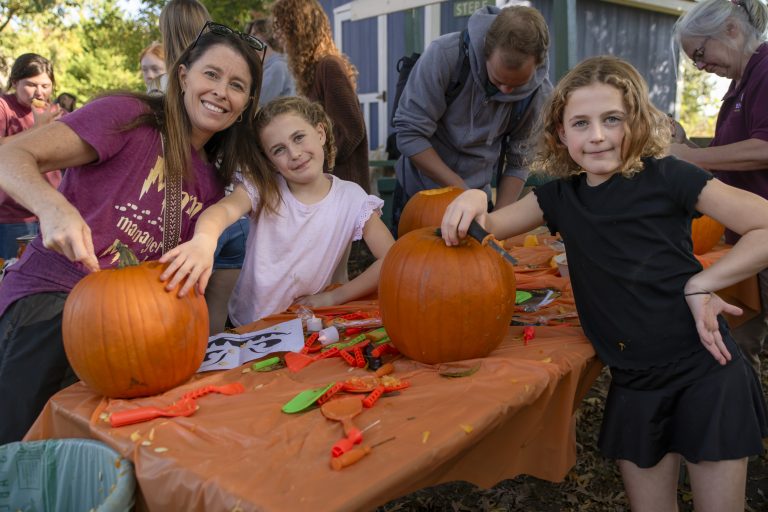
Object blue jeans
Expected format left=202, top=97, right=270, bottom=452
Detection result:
left=213, top=217, right=249, bottom=269
left=0, top=222, right=39, bottom=260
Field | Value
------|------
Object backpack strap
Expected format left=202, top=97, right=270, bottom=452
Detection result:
left=445, top=29, right=470, bottom=105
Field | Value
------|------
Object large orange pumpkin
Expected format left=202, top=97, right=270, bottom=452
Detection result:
left=691, top=215, right=725, bottom=255
left=397, top=186, right=463, bottom=238
left=62, top=243, right=209, bottom=398
left=379, top=227, right=517, bottom=363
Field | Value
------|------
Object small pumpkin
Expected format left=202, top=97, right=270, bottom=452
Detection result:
left=397, top=186, right=464, bottom=238
left=691, top=215, right=725, bottom=255
left=379, top=227, right=516, bottom=364
left=62, top=243, right=209, bottom=398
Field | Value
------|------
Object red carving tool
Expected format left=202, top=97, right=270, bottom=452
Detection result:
left=329, top=419, right=381, bottom=458
left=109, top=398, right=198, bottom=428
left=284, top=346, right=340, bottom=372
left=330, top=436, right=396, bottom=470
left=523, top=326, right=536, bottom=345
left=110, top=382, right=245, bottom=428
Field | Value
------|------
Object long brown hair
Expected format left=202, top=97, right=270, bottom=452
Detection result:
left=252, top=96, right=337, bottom=216
left=159, top=0, right=212, bottom=68
left=271, top=0, right=357, bottom=95
left=120, top=31, right=268, bottom=196
left=530, top=55, right=670, bottom=179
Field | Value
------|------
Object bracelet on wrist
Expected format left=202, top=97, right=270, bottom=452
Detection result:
left=684, top=290, right=712, bottom=297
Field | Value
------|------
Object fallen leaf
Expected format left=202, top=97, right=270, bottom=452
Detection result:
left=153, top=447, right=169, bottom=453
left=438, top=364, right=480, bottom=378
left=459, top=424, right=473, bottom=434
left=540, top=357, right=552, bottom=363
left=129, top=431, right=141, bottom=442
left=422, top=431, right=430, bottom=444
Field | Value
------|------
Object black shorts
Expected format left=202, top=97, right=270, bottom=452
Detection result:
left=598, top=318, right=768, bottom=468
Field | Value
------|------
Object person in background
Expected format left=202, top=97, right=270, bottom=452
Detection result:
left=139, top=41, right=167, bottom=93
left=442, top=55, right=768, bottom=512
left=0, top=53, right=63, bottom=260
left=392, top=5, right=552, bottom=234
left=246, top=17, right=295, bottom=106
left=0, top=24, right=266, bottom=443
left=54, top=92, right=77, bottom=113
left=160, top=0, right=211, bottom=77
left=271, top=0, right=369, bottom=193
left=670, top=0, right=768, bottom=374
left=159, top=96, right=394, bottom=327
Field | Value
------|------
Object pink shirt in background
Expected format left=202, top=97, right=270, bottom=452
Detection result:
left=0, top=93, right=62, bottom=223
left=228, top=173, right=383, bottom=326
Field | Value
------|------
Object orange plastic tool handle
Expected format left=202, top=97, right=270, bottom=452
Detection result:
left=362, top=386, right=385, bottom=408
left=110, top=407, right=164, bottom=427
left=316, top=346, right=340, bottom=360
left=330, top=445, right=371, bottom=470
left=330, top=429, right=362, bottom=458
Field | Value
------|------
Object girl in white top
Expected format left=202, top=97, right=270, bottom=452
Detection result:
left=160, top=96, right=394, bottom=326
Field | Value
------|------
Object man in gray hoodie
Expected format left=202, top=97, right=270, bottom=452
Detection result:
left=392, top=5, right=552, bottom=230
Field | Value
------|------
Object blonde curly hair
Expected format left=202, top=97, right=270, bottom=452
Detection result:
left=271, top=0, right=358, bottom=96
left=530, top=55, right=670, bottom=179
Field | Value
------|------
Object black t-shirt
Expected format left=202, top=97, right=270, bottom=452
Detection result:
left=534, top=156, right=713, bottom=369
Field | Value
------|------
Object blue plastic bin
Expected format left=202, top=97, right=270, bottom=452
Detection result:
left=0, top=438, right=135, bottom=511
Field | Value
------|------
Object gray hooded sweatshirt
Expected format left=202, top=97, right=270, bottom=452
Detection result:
left=394, top=5, right=552, bottom=198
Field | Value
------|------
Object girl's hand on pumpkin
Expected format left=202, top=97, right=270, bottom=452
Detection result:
left=441, top=189, right=488, bottom=246
left=158, top=236, right=216, bottom=296
left=684, top=291, right=742, bottom=365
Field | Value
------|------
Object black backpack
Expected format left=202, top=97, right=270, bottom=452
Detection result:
left=390, top=29, right=470, bottom=130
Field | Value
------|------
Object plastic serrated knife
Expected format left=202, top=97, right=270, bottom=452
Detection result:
left=436, top=220, right=518, bottom=266
left=466, top=220, right=518, bottom=266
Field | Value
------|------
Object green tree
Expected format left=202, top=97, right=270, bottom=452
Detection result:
left=1, top=0, right=154, bottom=100
left=0, top=0, right=68, bottom=33
left=679, top=60, right=721, bottom=138
left=1, top=0, right=269, bottom=101
left=140, top=0, right=268, bottom=31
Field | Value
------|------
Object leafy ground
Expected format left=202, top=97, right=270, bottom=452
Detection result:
left=349, top=244, right=768, bottom=512
left=374, top=365, right=768, bottom=512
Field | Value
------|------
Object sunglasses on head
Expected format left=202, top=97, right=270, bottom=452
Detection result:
left=192, top=21, right=267, bottom=62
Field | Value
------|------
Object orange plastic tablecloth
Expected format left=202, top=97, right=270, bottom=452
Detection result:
left=26, top=318, right=600, bottom=512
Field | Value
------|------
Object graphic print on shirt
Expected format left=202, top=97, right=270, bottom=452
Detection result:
left=105, top=155, right=206, bottom=261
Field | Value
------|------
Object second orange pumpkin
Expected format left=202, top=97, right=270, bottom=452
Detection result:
left=397, top=186, right=464, bottom=238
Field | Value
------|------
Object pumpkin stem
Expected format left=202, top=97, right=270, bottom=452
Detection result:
left=115, top=242, right=140, bottom=268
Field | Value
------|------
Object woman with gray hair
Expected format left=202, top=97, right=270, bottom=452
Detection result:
left=671, top=0, right=768, bottom=375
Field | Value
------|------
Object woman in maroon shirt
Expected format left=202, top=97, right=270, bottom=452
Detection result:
left=0, top=54, right=63, bottom=259
left=671, top=0, right=768, bottom=373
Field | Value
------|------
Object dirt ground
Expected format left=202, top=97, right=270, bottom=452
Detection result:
left=375, top=364, right=768, bottom=512
left=349, top=244, right=768, bottom=512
